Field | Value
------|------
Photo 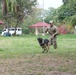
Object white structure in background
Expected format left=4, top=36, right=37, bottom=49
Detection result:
left=35, top=27, right=38, bottom=35
left=1, top=28, right=22, bottom=36
left=74, top=26, right=76, bottom=34
left=75, top=26, right=76, bottom=29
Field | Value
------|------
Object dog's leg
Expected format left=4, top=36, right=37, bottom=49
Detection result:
left=46, top=46, right=48, bottom=52
left=45, top=46, right=48, bottom=52
left=46, top=43, right=50, bottom=52
left=42, top=48, right=45, bottom=53
left=48, top=43, right=50, bottom=52
left=42, top=50, right=44, bottom=53
left=44, top=44, right=48, bottom=53
left=43, top=44, right=49, bottom=53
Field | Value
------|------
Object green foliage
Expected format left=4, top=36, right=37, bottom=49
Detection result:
left=67, top=14, right=76, bottom=26
left=58, top=0, right=76, bottom=23
left=0, top=1, right=2, bottom=18
left=0, top=34, right=76, bottom=58
left=44, top=0, right=76, bottom=25
left=44, top=7, right=58, bottom=23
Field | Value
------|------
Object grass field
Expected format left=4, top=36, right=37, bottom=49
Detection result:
left=0, top=34, right=76, bottom=75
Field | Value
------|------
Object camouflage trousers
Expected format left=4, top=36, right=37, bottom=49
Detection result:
left=49, top=35, right=57, bottom=49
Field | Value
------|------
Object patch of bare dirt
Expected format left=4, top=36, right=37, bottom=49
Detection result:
left=0, top=54, right=76, bottom=75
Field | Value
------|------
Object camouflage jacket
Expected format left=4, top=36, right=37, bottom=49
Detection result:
left=45, top=25, right=59, bottom=36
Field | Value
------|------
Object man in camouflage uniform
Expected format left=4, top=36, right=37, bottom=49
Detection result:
left=45, top=21, right=59, bottom=49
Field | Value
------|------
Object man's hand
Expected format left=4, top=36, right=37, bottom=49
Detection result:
left=45, top=29, right=48, bottom=33
left=52, top=34, right=55, bottom=37
left=45, top=30, right=47, bottom=33
left=51, top=34, right=54, bottom=38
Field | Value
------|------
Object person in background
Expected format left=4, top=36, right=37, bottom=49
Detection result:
left=45, top=20, right=59, bottom=49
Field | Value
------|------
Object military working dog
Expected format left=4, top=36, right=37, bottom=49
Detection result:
left=37, top=37, right=50, bottom=53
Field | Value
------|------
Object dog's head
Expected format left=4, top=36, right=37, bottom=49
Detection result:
left=37, top=37, right=43, bottom=43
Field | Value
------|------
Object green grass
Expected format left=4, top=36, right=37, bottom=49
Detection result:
left=0, top=34, right=76, bottom=59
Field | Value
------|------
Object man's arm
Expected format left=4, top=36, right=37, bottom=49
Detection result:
left=53, top=26, right=59, bottom=36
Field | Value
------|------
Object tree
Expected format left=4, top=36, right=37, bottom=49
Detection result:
left=1, top=0, right=37, bottom=35
left=56, top=0, right=76, bottom=33
left=0, top=1, right=2, bottom=18
left=22, top=8, right=43, bottom=34
left=44, top=7, right=58, bottom=24
left=58, top=0, right=76, bottom=23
